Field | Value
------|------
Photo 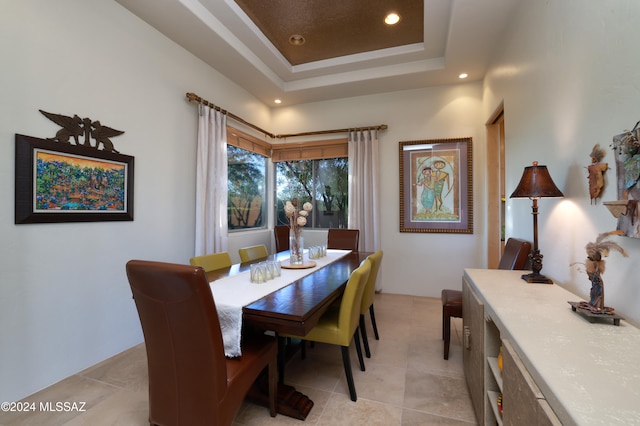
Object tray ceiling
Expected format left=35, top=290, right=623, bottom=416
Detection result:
left=115, top=0, right=520, bottom=106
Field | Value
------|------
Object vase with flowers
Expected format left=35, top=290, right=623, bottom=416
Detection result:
left=284, top=198, right=313, bottom=264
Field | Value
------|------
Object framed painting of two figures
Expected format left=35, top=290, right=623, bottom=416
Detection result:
left=399, top=137, right=473, bottom=234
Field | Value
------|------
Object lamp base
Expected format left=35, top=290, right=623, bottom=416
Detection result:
left=521, top=272, right=554, bottom=284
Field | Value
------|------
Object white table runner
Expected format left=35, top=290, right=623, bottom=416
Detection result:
left=210, top=249, right=352, bottom=357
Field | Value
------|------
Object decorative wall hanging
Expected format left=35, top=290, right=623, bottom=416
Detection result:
left=39, top=110, right=123, bottom=152
left=15, top=111, right=133, bottom=224
left=586, top=144, right=608, bottom=203
left=399, top=137, right=473, bottom=234
left=605, top=121, right=640, bottom=237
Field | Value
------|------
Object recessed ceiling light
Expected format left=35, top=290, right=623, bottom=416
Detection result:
left=459, top=73, right=468, bottom=79
left=289, top=34, right=305, bottom=46
left=385, top=12, right=400, bottom=25
left=274, top=99, right=282, bottom=104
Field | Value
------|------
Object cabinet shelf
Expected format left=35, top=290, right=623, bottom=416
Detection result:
left=487, top=357, right=503, bottom=391
left=487, top=390, right=503, bottom=426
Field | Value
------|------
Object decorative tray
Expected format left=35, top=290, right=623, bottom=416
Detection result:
left=280, top=260, right=317, bottom=269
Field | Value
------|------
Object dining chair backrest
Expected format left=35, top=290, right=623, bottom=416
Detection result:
left=274, top=225, right=290, bottom=252
left=360, top=250, right=383, bottom=315
left=497, top=238, right=532, bottom=270
left=238, top=244, right=269, bottom=263
left=335, top=258, right=372, bottom=346
left=126, top=260, right=228, bottom=425
left=327, top=228, right=360, bottom=251
left=189, top=252, right=232, bottom=272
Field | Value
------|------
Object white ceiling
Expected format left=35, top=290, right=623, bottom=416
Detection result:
left=115, top=0, right=520, bottom=107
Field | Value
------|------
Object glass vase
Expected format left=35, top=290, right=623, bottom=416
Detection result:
left=289, top=228, right=304, bottom=265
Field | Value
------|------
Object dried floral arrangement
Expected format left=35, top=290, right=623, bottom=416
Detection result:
left=284, top=198, right=313, bottom=264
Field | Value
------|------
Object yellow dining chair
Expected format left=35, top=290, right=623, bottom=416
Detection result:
left=189, top=252, right=232, bottom=272
left=282, top=258, right=372, bottom=401
left=238, top=245, right=268, bottom=263
left=359, top=250, right=383, bottom=358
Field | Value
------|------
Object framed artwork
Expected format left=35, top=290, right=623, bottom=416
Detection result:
left=15, top=134, right=134, bottom=224
left=399, top=137, right=472, bottom=233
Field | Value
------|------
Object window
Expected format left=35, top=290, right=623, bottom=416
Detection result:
left=227, top=144, right=266, bottom=230
left=226, top=126, right=349, bottom=231
left=275, top=158, right=349, bottom=229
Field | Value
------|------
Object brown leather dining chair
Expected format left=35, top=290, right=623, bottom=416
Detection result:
left=126, top=260, right=278, bottom=425
left=274, top=225, right=290, bottom=252
left=327, top=228, right=360, bottom=251
left=441, top=238, right=532, bottom=359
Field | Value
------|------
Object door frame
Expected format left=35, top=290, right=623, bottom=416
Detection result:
left=486, top=103, right=505, bottom=268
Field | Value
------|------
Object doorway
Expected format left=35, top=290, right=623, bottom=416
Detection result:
left=486, top=104, right=506, bottom=268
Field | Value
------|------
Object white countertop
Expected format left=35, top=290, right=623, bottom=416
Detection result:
left=464, top=268, right=640, bottom=426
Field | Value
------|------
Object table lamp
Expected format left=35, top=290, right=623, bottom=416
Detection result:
left=510, top=161, right=564, bottom=284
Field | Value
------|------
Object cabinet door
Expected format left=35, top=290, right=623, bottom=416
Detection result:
left=462, top=278, right=484, bottom=424
left=502, top=339, right=561, bottom=425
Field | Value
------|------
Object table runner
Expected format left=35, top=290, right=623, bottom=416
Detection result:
left=210, top=249, right=351, bottom=357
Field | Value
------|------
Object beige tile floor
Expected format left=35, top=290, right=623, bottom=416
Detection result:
left=0, top=294, right=476, bottom=426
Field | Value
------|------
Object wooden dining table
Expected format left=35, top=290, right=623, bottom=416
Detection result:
left=206, top=250, right=372, bottom=420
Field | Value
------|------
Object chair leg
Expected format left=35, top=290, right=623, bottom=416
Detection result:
left=442, top=309, right=446, bottom=340
left=359, top=314, right=371, bottom=358
left=341, top=346, right=357, bottom=401
left=354, top=329, right=365, bottom=372
left=443, top=311, right=451, bottom=360
left=369, top=305, right=379, bottom=340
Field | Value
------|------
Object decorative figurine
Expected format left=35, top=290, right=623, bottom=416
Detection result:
left=586, top=144, right=608, bottom=204
left=39, top=110, right=124, bottom=152
left=570, top=230, right=627, bottom=322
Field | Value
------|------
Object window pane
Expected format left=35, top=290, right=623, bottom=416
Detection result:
left=275, top=158, right=348, bottom=229
left=316, top=158, right=348, bottom=228
left=228, top=145, right=266, bottom=230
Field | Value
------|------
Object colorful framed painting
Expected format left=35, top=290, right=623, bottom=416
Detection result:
left=15, top=134, right=134, bottom=224
left=399, top=137, right=473, bottom=233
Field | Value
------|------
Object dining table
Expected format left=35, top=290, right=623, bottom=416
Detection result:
left=206, top=249, right=372, bottom=420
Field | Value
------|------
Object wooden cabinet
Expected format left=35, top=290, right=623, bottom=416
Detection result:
left=463, top=276, right=560, bottom=425
left=462, top=277, right=484, bottom=423
left=461, top=269, right=640, bottom=425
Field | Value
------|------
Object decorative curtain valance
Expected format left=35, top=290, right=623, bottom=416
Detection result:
left=227, top=127, right=271, bottom=158
left=271, top=139, right=348, bottom=162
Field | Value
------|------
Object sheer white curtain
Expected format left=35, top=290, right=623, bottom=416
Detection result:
left=348, top=129, right=381, bottom=289
left=194, top=104, right=228, bottom=256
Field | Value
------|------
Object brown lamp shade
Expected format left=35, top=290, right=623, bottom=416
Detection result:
left=510, top=162, right=564, bottom=199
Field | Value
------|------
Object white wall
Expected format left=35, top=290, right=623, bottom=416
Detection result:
left=483, top=0, right=640, bottom=325
left=6, top=0, right=638, bottom=406
left=0, top=0, right=271, bottom=402
left=272, top=82, right=487, bottom=297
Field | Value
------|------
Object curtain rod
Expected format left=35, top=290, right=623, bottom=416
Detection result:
left=186, top=92, right=387, bottom=139
left=186, top=92, right=276, bottom=138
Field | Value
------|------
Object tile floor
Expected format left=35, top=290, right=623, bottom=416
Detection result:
left=0, top=294, right=476, bottom=425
